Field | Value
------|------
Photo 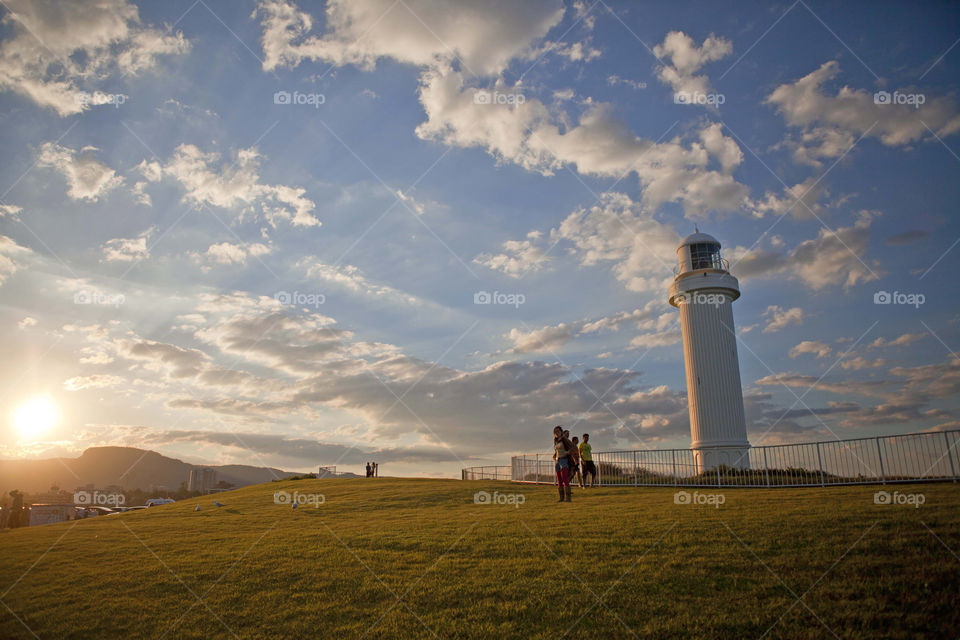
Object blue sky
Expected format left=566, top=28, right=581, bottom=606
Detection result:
left=0, top=0, right=958, bottom=478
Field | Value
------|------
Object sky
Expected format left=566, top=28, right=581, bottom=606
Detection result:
left=0, top=0, right=958, bottom=479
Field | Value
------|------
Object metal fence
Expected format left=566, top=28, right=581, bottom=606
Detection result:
left=461, top=465, right=512, bottom=481
left=466, top=430, right=960, bottom=488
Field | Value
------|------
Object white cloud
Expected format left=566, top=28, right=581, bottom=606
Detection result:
left=477, top=193, right=684, bottom=293
left=507, top=324, right=575, bottom=353
left=0, top=204, right=22, bottom=218
left=789, top=340, right=832, bottom=359
left=101, top=227, right=154, bottom=262
left=37, top=143, right=123, bottom=201
left=257, top=2, right=746, bottom=216
left=839, top=356, right=885, bottom=371
left=64, top=374, right=126, bottom=391
left=17, top=316, right=37, bottom=329
left=0, top=0, right=188, bottom=116
left=629, top=328, right=681, bottom=349
left=416, top=68, right=748, bottom=216
left=762, top=305, right=803, bottom=333
left=652, top=31, right=731, bottom=101
left=192, top=242, right=272, bottom=269
left=729, top=211, right=880, bottom=290
left=506, top=302, right=668, bottom=354
left=869, top=333, right=927, bottom=349
left=300, top=259, right=419, bottom=305
left=0, top=235, right=32, bottom=285
left=746, top=177, right=825, bottom=220
left=155, top=144, right=321, bottom=227
left=551, top=192, right=679, bottom=292
left=766, top=61, right=960, bottom=149
left=131, top=181, right=151, bottom=206
left=474, top=237, right=549, bottom=277
left=256, top=0, right=565, bottom=75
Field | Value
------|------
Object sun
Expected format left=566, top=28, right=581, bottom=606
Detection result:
left=12, top=395, right=59, bottom=440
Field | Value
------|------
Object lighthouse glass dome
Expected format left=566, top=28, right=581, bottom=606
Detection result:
left=688, top=242, right=723, bottom=270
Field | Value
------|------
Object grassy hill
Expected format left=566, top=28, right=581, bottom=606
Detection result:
left=1, top=478, right=958, bottom=639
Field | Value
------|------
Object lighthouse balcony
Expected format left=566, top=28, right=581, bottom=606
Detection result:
left=668, top=270, right=741, bottom=307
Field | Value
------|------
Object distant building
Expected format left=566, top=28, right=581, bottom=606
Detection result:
left=188, top=468, right=217, bottom=493
left=29, top=504, right=75, bottom=526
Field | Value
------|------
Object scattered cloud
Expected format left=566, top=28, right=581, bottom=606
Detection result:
left=37, top=143, right=123, bottom=201
left=789, top=340, right=832, bottom=358
left=192, top=242, right=271, bottom=269
left=652, top=31, right=731, bottom=102
left=0, top=0, right=188, bottom=116
left=101, top=227, right=154, bottom=262
left=766, top=61, right=960, bottom=150
left=762, top=305, right=804, bottom=333
left=146, top=144, right=321, bottom=227
left=0, top=235, right=32, bottom=285
left=256, top=0, right=565, bottom=76
left=730, top=211, right=880, bottom=290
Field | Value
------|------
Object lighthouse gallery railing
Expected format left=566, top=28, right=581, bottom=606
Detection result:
left=464, top=430, right=959, bottom=487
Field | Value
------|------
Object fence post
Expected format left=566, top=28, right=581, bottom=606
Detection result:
left=945, top=431, right=957, bottom=483
left=763, top=447, right=770, bottom=487
left=816, top=442, right=825, bottom=487
left=634, top=452, right=638, bottom=487
left=672, top=450, right=677, bottom=486
left=716, top=465, right=721, bottom=488
left=876, top=437, right=886, bottom=485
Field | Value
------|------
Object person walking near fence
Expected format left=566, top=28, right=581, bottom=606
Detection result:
left=553, top=426, right=574, bottom=502
left=579, top=434, right=596, bottom=488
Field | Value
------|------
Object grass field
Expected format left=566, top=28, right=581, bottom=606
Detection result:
left=1, top=478, right=958, bottom=639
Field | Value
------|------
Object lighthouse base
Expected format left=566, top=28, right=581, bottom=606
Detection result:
left=692, top=446, right=751, bottom=474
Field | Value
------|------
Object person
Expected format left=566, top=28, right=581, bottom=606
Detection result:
left=570, top=436, right=583, bottom=489
left=552, top=426, right=574, bottom=502
left=580, top=433, right=597, bottom=488
left=365, top=462, right=371, bottom=478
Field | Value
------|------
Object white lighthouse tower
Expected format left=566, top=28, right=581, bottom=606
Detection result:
left=668, top=231, right=751, bottom=473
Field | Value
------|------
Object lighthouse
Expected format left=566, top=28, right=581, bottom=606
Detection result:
left=668, top=231, right=751, bottom=473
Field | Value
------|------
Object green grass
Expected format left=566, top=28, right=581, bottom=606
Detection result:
left=1, top=479, right=958, bottom=639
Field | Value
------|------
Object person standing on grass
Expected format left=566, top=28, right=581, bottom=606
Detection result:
left=570, top=436, right=583, bottom=489
left=553, top=426, right=574, bottom=502
left=580, top=433, right=597, bottom=488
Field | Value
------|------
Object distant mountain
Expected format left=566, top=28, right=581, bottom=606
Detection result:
left=0, top=446, right=306, bottom=494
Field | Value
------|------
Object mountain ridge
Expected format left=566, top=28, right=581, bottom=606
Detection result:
left=0, top=446, right=308, bottom=494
